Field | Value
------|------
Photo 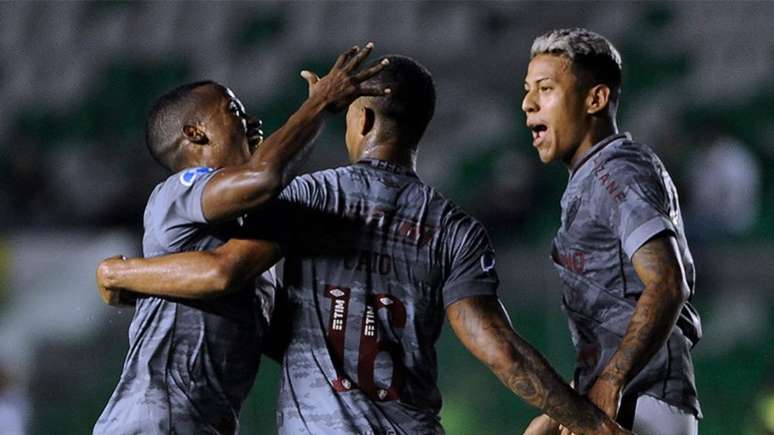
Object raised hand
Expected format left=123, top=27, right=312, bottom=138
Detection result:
left=301, top=42, right=391, bottom=113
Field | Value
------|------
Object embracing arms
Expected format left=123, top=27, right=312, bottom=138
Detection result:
left=97, top=239, right=281, bottom=305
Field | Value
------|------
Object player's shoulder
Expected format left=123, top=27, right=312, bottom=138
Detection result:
left=153, top=167, right=215, bottom=195
left=596, top=135, right=661, bottom=175
left=298, top=166, right=342, bottom=182
left=435, top=192, right=488, bottom=241
left=287, top=166, right=350, bottom=188
left=146, top=166, right=215, bottom=215
left=281, top=167, right=341, bottom=202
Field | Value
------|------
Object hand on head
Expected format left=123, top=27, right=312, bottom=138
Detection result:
left=301, top=42, right=391, bottom=113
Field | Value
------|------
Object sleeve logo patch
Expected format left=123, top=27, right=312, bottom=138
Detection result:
left=480, top=250, right=496, bottom=273
left=179, top=167, right=213, bottom=187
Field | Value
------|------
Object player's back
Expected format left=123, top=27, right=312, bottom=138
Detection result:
left=272, top=159, right=498, bottom=435
left=95, top=168, right=271, bottom=435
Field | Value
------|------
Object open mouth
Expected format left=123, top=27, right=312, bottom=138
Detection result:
left=529, top=124, right=547, bottom=146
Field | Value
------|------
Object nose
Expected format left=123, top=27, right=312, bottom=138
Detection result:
left=522, top=89, right=538, bottom=114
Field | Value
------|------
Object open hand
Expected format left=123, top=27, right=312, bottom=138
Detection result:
left=301, top=42, right=391, bottom=112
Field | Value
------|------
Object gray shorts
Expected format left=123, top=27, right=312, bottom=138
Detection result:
left=629, top=395, right=699, bottom=435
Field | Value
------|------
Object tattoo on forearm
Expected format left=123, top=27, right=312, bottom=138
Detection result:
left=450, top=298, right=606, bottom=432
left=608, top=236, right=685, bottom=382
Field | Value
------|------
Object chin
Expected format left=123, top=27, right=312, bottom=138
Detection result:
left=536, top=147, right=555, bottom=164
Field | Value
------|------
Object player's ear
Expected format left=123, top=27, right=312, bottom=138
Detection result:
left=586, top=84, right=611, bottom=115
left=183, top=124, right=209, bottom=145
left=362, top=107, right=375, bottom=136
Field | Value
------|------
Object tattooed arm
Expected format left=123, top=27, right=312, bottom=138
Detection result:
left=587, top=233, right=689, bottom=418
left=447, top=296, right=629, bottom=435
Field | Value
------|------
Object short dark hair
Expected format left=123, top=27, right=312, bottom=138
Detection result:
left=361, top=55, right=435, bottom=147
left=531, top=28, right=622, bottom=107
left=145, top=80, right=216, bottom=171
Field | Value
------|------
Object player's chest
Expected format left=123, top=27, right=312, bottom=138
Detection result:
left=553, top=185, right=617, bottom=273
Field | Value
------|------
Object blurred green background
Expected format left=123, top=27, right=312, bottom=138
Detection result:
left=0, top=2, right=772, bottom=434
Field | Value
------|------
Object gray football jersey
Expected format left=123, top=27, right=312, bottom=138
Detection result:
left=552, top=133, right=701, bottom=417
left=262, top=159, right=499, bottom=435
left=94, top=167, right=276, bottom=435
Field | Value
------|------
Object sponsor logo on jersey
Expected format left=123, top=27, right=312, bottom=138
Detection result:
left=591, top=158, right=626, bottom=204
left=555, top=248, right=587, bottom=273
left=179, top=167, right=214, bottom=187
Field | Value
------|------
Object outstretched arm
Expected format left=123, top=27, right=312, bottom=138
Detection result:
left=97, top=239, right=281, bottom=303
left=587, top=233, right=688, bottom=418
left=201, top=43, right=390, bottom=222
left=447, top=296, right=628, bottom=435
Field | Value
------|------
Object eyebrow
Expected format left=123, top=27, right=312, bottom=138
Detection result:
left=524, top=77, right=552, bottom=87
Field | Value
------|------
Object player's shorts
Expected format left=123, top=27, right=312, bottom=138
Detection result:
left=628, top=395, right=699, bottom=435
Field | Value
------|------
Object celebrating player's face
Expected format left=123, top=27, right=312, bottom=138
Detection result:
left=522, top=54, right=589, bottom=165
left=195, top=85, right=253, bottom=168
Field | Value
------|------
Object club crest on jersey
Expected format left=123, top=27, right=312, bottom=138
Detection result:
left=179, top=167, right=213, bottom=187
left=480, top=250, right=496, bottom=273
left=564, top=197, right=581, bottom=229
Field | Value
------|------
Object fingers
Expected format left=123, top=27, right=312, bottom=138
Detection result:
left=353, top=57, right=389, bottom=82
left=358, top=83, right=391, bottom=97
left=246, top=117, right=262, bottom=128
left=345, top=41, right=374, bottom=71
left=333, top=45, right=359, bottom=70
left=300, top=70, right=320, bottom=95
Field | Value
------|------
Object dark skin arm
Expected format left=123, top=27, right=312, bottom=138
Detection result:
left=97, top=239, right=281, bottom=302
left=587, top=233, right=689, bottom=419
left=201, top=43, right=390, bottom=222
left=447, top=296, right=629, bottom=435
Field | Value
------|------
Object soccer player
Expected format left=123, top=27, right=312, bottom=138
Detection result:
left=93, top=43, right=389, bottom=434
left=520, top=28, right=702, bottom=434
left=98, top=55, right=629, bottom=434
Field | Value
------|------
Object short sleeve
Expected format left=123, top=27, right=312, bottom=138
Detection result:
left=166, top=167, right=217, bottom=223
left=441, top=216, right=500, bottom=307
left=593, top=156, right=676, bottom=258
left=150, top=167, right=218, bottom=249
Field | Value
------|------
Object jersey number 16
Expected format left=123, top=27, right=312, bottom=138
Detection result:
left=324, top=285, right=407, bottom=401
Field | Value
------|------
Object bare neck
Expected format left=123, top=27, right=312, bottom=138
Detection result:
left=567, top=117, right=618, bottom=168
left=358, top=137, right=417, bottom=171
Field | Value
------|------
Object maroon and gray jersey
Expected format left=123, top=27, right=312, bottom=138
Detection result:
left=552, top=133, right=701, bottom=417
left=262, top=159, right=499, bottom=434
left=95, top=167, right=276, bottom=435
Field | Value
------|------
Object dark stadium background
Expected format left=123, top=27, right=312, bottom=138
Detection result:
left=0, top=2, right=772, bottom=434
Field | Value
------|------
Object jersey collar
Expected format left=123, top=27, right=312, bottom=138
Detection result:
left=570, top=132, right=631, bottom=178
left=356, top=158, right=418, bottom=178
